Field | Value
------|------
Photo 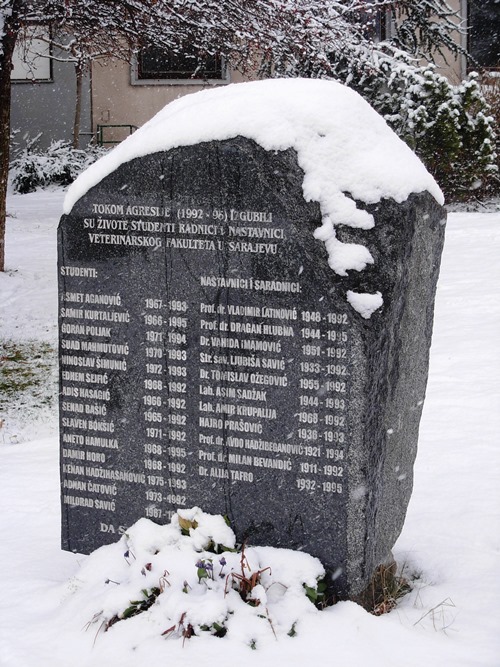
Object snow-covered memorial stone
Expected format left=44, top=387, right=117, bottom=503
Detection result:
left=58, top=79, right=445, bottom=600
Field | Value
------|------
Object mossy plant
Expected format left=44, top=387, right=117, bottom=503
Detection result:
left=0, top=341, right=57, bottom=441
left=0, top=341, right=56, bottom=407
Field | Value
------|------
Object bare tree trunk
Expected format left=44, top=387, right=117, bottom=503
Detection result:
left=72, top=62, right=83, bottom=149
left=0, top=21, right=19, bottom=273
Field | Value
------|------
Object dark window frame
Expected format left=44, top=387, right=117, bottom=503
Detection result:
left=467, top=0, right=500, bottom=71
left=133, top=46, right=228, bottom=85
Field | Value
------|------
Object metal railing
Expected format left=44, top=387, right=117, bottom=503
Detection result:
left=96, top=124, right=138, bottom=146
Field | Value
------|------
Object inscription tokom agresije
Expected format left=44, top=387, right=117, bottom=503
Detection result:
left=60, top=189, right=350, bottom=536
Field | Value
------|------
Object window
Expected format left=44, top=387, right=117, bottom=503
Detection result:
left=11, top=25, right=52, bottom=82
left=133, top=46, right=227, bottom=85
left=355, top=1, right=391, bottom=42
left=468, top=0, right=500, bottom=70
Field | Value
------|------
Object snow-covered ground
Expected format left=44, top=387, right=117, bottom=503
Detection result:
left=0, top=190, right=499, bottom=666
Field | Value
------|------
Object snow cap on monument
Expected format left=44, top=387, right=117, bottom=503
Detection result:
left=65, top=78, right=443, bottom=216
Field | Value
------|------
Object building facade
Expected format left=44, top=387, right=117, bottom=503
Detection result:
left=10, top=1, right=498, bottom=150
left=10, top=25, right=92, bottom=150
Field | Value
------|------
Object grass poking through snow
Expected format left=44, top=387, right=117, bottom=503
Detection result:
left=0, top=341, right=57, bottom=443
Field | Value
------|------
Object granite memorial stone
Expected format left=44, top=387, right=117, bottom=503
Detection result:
left=58, top=79, right=446, bottom=599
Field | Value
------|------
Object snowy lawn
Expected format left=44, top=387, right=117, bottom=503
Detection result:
left=0, top=190, right=499, bottom=666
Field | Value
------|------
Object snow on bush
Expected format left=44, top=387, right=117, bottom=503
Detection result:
left=10, top=139, right=107, bottom=193
left=374, top=67, right=498, bottom=201
left=65, top=508, right=325, bottom=648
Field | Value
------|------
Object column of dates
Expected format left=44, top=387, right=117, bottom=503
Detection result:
left=295, top=309, right=349, bottom=496
left=296, top=310, right=323, bottom=493
left=322, top=311, right=349, bottom=494
left=142, top=297, right=167, bottom=519
left=163, top=300, right=189, bottom=519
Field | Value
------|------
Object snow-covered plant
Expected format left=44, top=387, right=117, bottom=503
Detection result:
left=10, top=139, right=107, bottom=194
left=73, top=509, right=326, bottom=648
left=223, top=544, right=272, bottom=606
left=480, top=73, right=500, bottom=191
left=374, top=66, right=498, bottom=200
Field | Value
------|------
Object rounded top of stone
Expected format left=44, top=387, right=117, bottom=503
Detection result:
left=64, top=78, right=443, bottom=220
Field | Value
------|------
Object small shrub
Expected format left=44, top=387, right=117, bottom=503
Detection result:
left=375, top=66, right=498, bottom=201
left=10, top=139, right=107, bottom=193
left=479, top=71, right=500, bottom=195
left=353, top=561, right=411, bottom=615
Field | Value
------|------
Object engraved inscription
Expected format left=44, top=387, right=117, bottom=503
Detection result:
left=60, top=195, right=354, bottom=553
